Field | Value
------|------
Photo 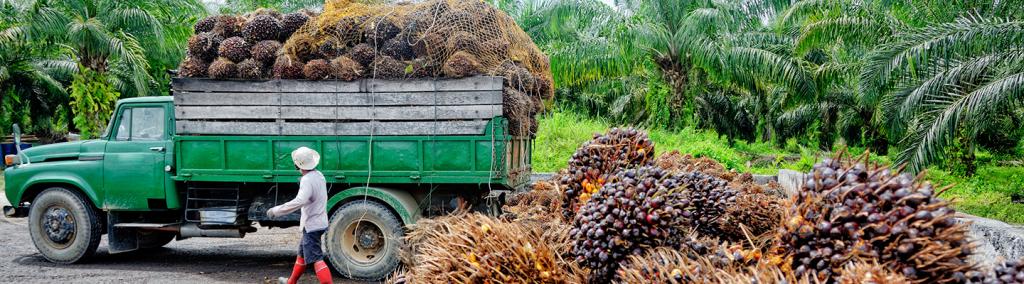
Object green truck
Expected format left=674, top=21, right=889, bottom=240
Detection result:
left=2, top=76, right=531, bottom=280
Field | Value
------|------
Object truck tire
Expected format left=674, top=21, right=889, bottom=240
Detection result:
left=27, top=187, right=103, bottom=264
left=324, top=200, right=404, bottom=281
left=138, top=231, right=176, bottom=249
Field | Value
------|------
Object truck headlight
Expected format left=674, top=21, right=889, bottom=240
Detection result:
left=4, top=154, right=18, bottom=166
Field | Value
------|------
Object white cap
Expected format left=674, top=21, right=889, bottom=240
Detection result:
left=291, top=147, right=320, bottom=170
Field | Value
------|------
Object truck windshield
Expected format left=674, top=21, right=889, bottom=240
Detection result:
left=99, top=110, right=117, bottom=139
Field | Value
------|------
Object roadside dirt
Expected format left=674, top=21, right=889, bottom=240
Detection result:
left=0, top=186, right=367, bottom=284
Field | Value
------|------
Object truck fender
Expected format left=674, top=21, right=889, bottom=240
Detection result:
left=21, top=174, right=101, bottom=208
left=326, top=187, right=420, bottom=225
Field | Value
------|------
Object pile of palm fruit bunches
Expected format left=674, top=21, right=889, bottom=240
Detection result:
left=392, top=127, right=1024, bottom=284
left=178, top=0, right=553, bottom=136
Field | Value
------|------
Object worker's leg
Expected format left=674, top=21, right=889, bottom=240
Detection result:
left=302, top=229, right=332, bottom=284
left=286, top=230, right=308, bottom=284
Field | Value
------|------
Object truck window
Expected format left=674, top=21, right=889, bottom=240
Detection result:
left=114, top=109, right=132, bottom=141
left=130, top=107, right=165, bottom=141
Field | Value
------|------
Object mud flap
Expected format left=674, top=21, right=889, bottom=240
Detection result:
left=106, top=213, right=139, bottom=254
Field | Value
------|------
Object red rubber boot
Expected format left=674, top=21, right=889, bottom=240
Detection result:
left=286, top=256, right=306, bottom=284
left=313, top=261, right=333, bottom=284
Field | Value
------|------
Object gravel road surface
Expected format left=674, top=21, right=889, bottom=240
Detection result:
left=0, top=183, right=367, bottom=283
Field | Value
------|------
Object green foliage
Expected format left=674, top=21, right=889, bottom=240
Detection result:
left=69, top=67, right=119, bottom=139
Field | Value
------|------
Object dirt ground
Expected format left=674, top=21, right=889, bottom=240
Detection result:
left=0, top=176, right=367, bottom=284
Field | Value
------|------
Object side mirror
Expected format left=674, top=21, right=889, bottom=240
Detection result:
left=12, top=124, right=28, bottom=165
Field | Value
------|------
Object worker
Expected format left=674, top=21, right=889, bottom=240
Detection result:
left=267, top=147, right=333, bottom=284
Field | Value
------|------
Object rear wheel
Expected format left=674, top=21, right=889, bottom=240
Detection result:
left=28, top=187, right=103, bottom=264
left=325, top=200, right=404, bottom=281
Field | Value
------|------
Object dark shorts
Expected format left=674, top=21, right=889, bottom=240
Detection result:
left=298, top=229, right=326, bottom=263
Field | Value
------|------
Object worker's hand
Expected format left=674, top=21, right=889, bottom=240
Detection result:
left=266, top=208, right=279, bottom=218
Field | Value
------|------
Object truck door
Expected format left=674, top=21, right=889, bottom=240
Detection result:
left=103, top=104, right=170, bottom=210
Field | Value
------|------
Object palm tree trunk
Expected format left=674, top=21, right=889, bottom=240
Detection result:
left=654, top=56, right=689, bottom=127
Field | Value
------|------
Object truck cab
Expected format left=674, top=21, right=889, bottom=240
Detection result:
left=3, top=77, right=531, bottom=280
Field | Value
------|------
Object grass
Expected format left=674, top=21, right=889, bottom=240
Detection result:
left=533, top=110, right=1024, bottom=224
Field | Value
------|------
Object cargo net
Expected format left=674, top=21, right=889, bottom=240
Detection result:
left=178, top=0, right=552, bottom=136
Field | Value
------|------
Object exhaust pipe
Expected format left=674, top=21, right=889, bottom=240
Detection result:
left=178, top=223, right=255, bottom=238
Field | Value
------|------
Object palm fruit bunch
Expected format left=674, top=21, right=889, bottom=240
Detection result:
left=272, top=56, right=304, bottom=79
left=186, top=32, right=222, bottom=61
left=236, top=59, right=264, bottom=79
left=674, top=171, right=739, bottom=238
left=251, top=40, right=282, bottom=64
left=402, top=212, right=583, bottom=283
left=718, top=192, right=786, bottom=239
left=242, top=14, right=282, bottom=43
left=442, top=51, right=482, bottom=78
left=208, top=58, right=237, bottom=79
left=777, top=153, right=974, bottom=283
left=559, top=128, right=655, bottom=220
left=569, top=166, right=690, bottom=282
left=971, top=258, right=1024, bottom=283
left=218, top=37, right=250, bottom=62
left=178, top=56, right=208, bottom=78
left=370, top=56, right=407, bottom=79
left=303, top=59, right=332, bottom=80
left=279, top=12, right=309, bottom=40
left=330, top=56, right=363, bottom=81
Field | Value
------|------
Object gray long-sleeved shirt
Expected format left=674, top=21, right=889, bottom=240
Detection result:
left=269, top=170, right=329, bottom=231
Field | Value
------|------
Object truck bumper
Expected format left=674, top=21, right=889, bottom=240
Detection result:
left=3, top=205, right=28, bottom=218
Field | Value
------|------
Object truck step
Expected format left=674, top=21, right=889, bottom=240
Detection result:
left=113, top=223, right=178, bottom=229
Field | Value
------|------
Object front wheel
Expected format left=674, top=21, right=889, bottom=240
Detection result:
left=27, top=187, right=103, bottom=264
left=324, top=200, right=404, bottom=281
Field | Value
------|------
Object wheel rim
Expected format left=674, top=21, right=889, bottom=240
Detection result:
left=341, top=220, right=386, bottom=265
left=41, top=205, right=76, bottom=248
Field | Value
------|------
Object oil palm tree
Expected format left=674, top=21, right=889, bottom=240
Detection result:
left=863, top=13, right=1024, bottom=174
left=19, top=0, right=203, bottom=97
left=0, top=24, right=77, bottom=137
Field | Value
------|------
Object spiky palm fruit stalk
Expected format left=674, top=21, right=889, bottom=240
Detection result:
left=208, top=58, right=237, bottom=79
left=363, top=17, right=401, bottom=44
left=251, top=40, right=282, bottom=64
left=177, top=56, right=208, bottom=78
left=236, top=59, right=264, bottom=80
left=777, top=153, right=975, bottom=283
left=411, top=32, right=445, bottom=58
left=279, top=12, right=309, bottom=40
left=348, top=43, right=376, bottom=67
left=242, top=15, right=282, bottom=43
left=559, top=128, right=655, bottom=220
left=836, top=261, right=910, bottom=284
left=272, top=56, right=304, bottom=79
left=218, top=36, right=250, bottom=63
left=442, top=51, right=482, bottom=78
left=617, top=245, right=791, bottom=284
left=330, top=56, right=363, bottom=81
left=369, top=56, right=406, bottom=79
left=187, top=32, right=222, bottom=61
left=569, top=166, right=696, bottom=281
left=403, top=212, right=583, bottom=283
left=251, top=8, right=282, bottom=20
left=303, top=59, right=331, bottom=80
